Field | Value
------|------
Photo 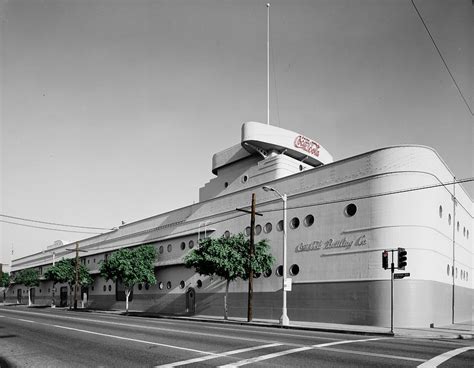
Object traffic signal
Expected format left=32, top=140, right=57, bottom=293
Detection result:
left=397, top=247, right=407, bottom=270
left=382, top=251, right=389, bottom=270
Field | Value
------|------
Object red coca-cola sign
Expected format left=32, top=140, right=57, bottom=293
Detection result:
left=294, top=135, right=320, bottom=157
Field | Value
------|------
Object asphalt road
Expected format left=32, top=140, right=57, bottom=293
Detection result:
left=0, top=306, right=473, bottom=368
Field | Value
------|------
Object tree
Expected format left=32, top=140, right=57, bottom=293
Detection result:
left=14, top=269, right=40, bottom=306
left=184, top=233, right=274, bottom=320
left=44, top=259, right=93, bottom=308
left=99, top=244, right=157, bottom=314
left=1, top=272, right=10, bottom=303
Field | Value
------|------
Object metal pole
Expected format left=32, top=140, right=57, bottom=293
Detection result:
left=280, top=193, right=289, bottom=326
left=452, top=177, right=456, bottom=324
left=266, top=3, right=270, bottom=125
left=390, top=250, right=394, bottom=334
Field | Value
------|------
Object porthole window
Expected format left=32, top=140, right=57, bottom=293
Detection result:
left=159, top=245, right=164, bottom=254
left=264, top=222, right=272, bottom=234
left=224, top=182, right=229, bottom=188
left=447, top=264, right=450, bottom=276
left=196, top=280, right=203, bottom=288
left=167, top=244, right=172, bottom=252
left=245, top=227, right=251, bottom=237
left=439, top=205, right=443, bottom=218
left=93, top=258, right=96, bottom=263
left=145, top=283, right=150, bottom=290
left=138, top=283, right=143, bottom=290
left=466, top=272, right=469, bottom=281
left=180, top=242, right=186, bottom=250
left=254, top=272, right=261, bottom=278
left=39, top=289, right=42, bottom=293
left=241, top=175, right=248, bottom=183
left=457, top=222, right=460, bottom=232
left=290, top=217, right=300, bottom=229
left=103, top=285, right=106, bottom=292
left=463, top=227, right=466, bottom=237
left=299, top=164, right=304, bottom=171
left=189, top=240, right=194, bottom=249
left=48, top=288, right=51, bottom=293
left=276, top=265, right=284, bottom=277
left=166, top=281, right=172, bottom=289
left=158, top=282, right=164, bottom=290
left=108, top=285, right=112, bottom=292
left=263, top=269, right=272, bottom=278
left=304, top=214, right=314, bottom=227
left=344, top=203, right=357, bottom=217
left=448, top=214, right=452, bottom=225
left=255, top=225, right=262, bottom=235
left=467, top=230, right=470, bottom=239
left=224, top=230, right=230, bottom=238
left=289, top=264, right=300, bottom=276
left=276, top=220, right=283, bottom=231
left=91, top=286, right=94, bottom=291
left=179, top=281, right=185, bottom=289
left=87, top=259, right=90, bottom=264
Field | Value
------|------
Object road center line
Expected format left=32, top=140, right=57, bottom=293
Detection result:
left=154, top=343, right=283, bottom=368
left=417, top=346, right=474, bottom=367
left=218, top=337, right=385, bottom=367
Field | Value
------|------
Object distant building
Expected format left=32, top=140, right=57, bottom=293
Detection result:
left=7, top=122, right=473, bottom=328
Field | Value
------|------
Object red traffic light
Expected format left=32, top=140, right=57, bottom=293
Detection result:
left=382, top=251, right=389, bottom=270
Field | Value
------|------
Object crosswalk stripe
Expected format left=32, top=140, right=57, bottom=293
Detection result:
left=218, top=337, right=384, bottom=367
left=154, top=343, right=282, bottom=368
left=417, top=346, right=474, bottom=367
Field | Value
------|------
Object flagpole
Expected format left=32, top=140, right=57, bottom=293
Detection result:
left=267, top=3, right=270, bottom=125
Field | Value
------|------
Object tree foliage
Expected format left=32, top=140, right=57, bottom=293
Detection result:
left=44, top=258, right=93, bottom=287
left=14, top=268, right=40, bottom=288
left=0, top=272, right=10, bottom=288
left=185, top=233, right=274, bottom=281
left=99, top=244, right=157, bottom=313
left=184, top=233, right=274, bottom=319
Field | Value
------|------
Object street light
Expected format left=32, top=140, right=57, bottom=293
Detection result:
left=262, top=185, right=290, bottom=326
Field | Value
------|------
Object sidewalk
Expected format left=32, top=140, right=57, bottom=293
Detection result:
left=94, top=308, right=474, bottom=340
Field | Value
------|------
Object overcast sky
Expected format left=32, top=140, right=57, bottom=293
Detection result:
left=1, top=0, right=473, bottom=264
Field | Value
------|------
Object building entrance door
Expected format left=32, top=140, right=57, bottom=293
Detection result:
left=186, top=288, right=195, bottom=315
left=17, top=289, right=22, bottom=304
left=60, top=286, right=68, bottom=307
left=30, top=288, right=35, bottom=304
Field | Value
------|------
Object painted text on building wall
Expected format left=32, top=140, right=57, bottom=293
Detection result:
left=295, top=235, right=367, bottom=253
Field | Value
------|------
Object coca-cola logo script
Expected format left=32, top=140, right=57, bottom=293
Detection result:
left=294, top=135, right=320, bottom=157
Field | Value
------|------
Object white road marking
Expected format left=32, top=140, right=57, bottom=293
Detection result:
left=154, top=343, right=282, bottom=368
left=0, top=309, right=285, bottom=345
left=218, top=337, right=385, bottom=367
left=16, top=318, right=36, bottom=323
left=53, top=324, right=212, bottom=354
left=417, top=346, right=474, bottom=367
left=322, top=347, right=426, bottom=363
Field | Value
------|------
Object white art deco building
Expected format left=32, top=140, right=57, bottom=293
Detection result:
left=8, top=122, right=473, bottom=328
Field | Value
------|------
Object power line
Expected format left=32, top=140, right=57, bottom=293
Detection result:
left=411, top=0, right=473, bottom=116
left=0, top=213, right=112, bottom=230
left=0, top=220, right=102, bottom=235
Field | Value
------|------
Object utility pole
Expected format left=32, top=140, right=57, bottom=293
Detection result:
left=74, top=242, right=80, bottom=310
left=236, top=194, right=263, bottom=323
left=66, top=242, right=87, bottom=310
left=248, top=193, right=256, bottom=322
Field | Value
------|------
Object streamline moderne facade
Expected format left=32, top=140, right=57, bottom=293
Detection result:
left=8, top=122, right=474, bottom=328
